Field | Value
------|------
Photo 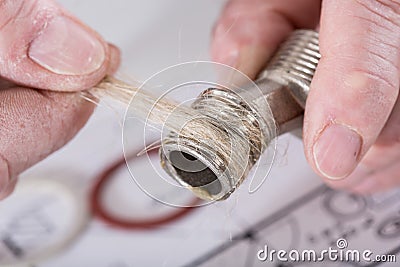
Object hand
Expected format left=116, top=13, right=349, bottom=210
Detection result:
left=211, top=0, right=400, bottom=194
left=0, top=0, right=119, bottom=199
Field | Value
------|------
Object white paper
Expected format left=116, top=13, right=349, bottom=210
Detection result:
left=2, top=1, right=398, bottom=267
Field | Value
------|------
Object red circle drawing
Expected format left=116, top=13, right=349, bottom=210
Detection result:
left=90, top=146, right=201, bottom=229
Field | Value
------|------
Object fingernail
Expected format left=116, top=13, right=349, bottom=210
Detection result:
left=211, top=23, right=240, bottom=68
left=235, top=46, right=271, bottom=79
left=223, top=51, right=240, bottom=68
left=213, top=46, right=271, bottom=80
left=313, top=124, right=362, bottom=179
left=213, top=47, right=239, bottom=68
left=29, top=16, right=105, bottom=75
left=0, top=158, right=10, bottom=193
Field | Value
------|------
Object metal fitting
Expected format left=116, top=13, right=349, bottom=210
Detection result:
left=159, top=30, right=320, bottom=201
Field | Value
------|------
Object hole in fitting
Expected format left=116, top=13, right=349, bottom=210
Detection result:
left=168, top=151, right=222, bottom=196
left=182, top=152, right=197, bottom=161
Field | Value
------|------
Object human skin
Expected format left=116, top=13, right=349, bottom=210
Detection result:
left=0, top=0, right=120, bottom=199
left=211, top=0, right=400, bottom=194
left=2, top=0, right=399, bottom=200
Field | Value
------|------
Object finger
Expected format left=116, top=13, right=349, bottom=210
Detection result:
left=0, top=42, right=120, bottom=88
left=0, top=87, right=94, bottom=192
left=107, top=44, right=121, bottom=76
left=0, top=0, right=111, bottom=91
left=352, top=159, right=400, bottom=195
left=0, top=177, right=17, bottom=200
left=324, top=138, right=400, bottom=192
left=304, top=0, right=400, bottom=182
left=353, top=93, right=400, bottom=193
left=211, top=0, right=321, bottom=79
left=376, top=90, right=400, bottom=146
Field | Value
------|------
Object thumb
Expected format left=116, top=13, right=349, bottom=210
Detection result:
left=0, top=0, right=110, bottom=91
left=304, top=0, right=400, bottom=180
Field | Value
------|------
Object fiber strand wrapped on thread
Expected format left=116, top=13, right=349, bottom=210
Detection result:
left=83, top=29, right=321, bottom=202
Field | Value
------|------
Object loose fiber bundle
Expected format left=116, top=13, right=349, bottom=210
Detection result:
left=82, top=75, right=274, bottom=199
left=81, top=30, right=320, bottom=201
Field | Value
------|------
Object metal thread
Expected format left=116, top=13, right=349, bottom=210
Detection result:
left=160, top=30, right=321, bottom=201
left=261, top=30, right=320, bottom=107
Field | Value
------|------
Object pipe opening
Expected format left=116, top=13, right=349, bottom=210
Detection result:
left=168, top=151, right=222, bottom=196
